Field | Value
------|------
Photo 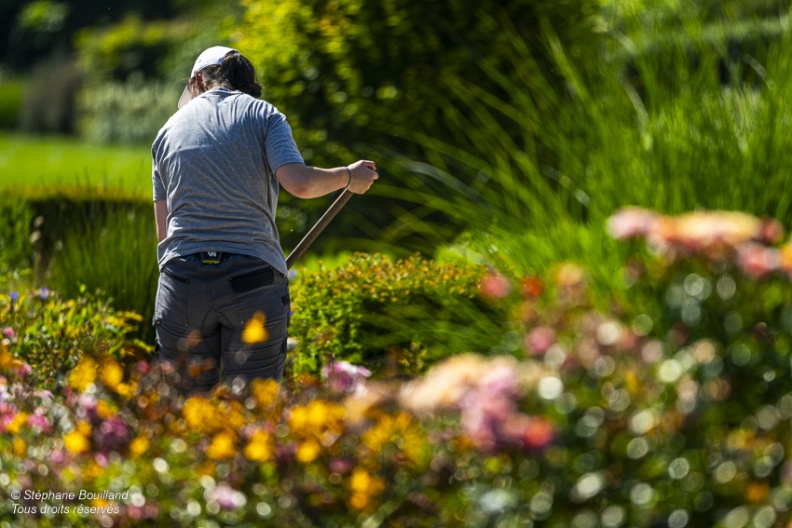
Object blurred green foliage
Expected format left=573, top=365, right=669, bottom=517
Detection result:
left=0, top=77, right=23, bottom=130
left=237, top=0, right=603, bottom=164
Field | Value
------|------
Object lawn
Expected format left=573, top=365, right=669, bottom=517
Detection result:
left=0, top=133, right=151, bottom=199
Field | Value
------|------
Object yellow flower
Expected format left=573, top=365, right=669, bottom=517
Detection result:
left=129, top=436, right=150, bottom=457
left=288, top=401, right=344, bottom=438
left=6, top=412, right=27, bottom=435
left=221, top=400, right=247, bottom=431
left=250, top=378, right=280, bottom=407
left=96, top=401, right=117, bottom=420
left=114, top=381, right=137, bottom=399
left=82, top=460, right=104, bottom=482
left=76, top=421, right=92, bottom=436
left=182, top=396, right=223, bottom=434
left=64, top=431, right=90, bottom=454
left=242, top=311, right=268, bottom=344
left=13, top=438, right=25, bottom=457
left=100, top=360, right=124, bottom=390
left=243, top=430, right=273, bottom=462
left=348, top=467, right=385, bottom=511
left=68, top=357, right=97, bottom=392
left=362, top=412, right=427, bottom=467
left=288, top=405, right=308, bottom=434
left=295, top=440, right=321, bottom=464
left=206, top=431, right=237, bottom=460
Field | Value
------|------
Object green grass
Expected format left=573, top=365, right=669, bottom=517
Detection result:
left=0, top=133, right=151, bottom=199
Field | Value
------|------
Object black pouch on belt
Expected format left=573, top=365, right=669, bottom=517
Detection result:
left=229, top=267, right=275, bottom=293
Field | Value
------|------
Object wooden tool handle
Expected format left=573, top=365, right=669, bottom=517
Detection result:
left=286, top=189, right=354, bottom=270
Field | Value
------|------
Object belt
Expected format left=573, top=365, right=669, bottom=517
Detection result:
left=194, top=252, right=239, bottom=265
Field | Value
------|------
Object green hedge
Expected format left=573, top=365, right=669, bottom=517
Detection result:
left=288, top=253, right=511, bottom=377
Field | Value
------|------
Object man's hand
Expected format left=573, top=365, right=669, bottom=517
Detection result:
left=346, top=160, right=379, bottom=194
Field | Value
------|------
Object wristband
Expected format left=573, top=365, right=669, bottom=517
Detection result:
left=344, top=166, right=352, bottom=189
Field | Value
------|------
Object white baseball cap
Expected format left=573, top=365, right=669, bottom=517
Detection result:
left=177, top=46, right=238, bottom=109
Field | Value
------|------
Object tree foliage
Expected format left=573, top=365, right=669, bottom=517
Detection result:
left=237, top=0, right=605, bottom=166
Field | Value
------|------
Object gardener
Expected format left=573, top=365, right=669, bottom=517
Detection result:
left=151, top=46, right=378, bottom=393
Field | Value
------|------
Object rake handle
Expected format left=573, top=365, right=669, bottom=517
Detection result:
left=286, top=189, right=354, bottom=270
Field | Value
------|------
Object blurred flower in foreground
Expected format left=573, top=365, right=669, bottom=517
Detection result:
left=243, top=430, right=273, bottom=462
left=67, top=357, right=97, bottom=392
left=323, top=360, right=371, bottom=393
left=609, top=207, right=785, bottom=258
left=480, top=271, right=512, bottom=299
left=606, top=207, right=658, bottom=240
left=206, top=484, right=246, bottom=510
left=242, top=311, right=268, bottom=344
left=399, top=354, right=552, bottom=452
left=736, top=242, right=781, bottom=278
left=2, top=327, right=14, bottom=339
left=525, top=326, right=557, bottom=356
left=348, top=467, right=385, bottom=511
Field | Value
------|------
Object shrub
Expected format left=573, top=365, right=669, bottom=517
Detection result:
left=78, top=75, right=179, bottom=144
left=0, top=288, right=149, bottom=389
left=288, top=253, right=510, bottom=377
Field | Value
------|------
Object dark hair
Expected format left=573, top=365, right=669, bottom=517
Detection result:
left=188, top=52, right=262, bottom=99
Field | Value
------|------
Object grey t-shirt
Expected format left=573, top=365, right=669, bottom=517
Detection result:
left=152, top=88, right=303, bottom=275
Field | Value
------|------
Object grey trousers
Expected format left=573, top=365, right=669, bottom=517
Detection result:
left=153, top=253, right=290, bottom=392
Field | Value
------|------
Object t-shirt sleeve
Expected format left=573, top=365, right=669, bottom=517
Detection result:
left=264, top=111, right=304, bottom=173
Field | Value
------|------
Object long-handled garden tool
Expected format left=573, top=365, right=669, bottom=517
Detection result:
left=286, top=189, right=354, bottom=269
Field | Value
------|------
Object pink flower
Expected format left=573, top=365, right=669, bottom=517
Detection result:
left=525, top=327, right=556, bottom=356
left=329, top=457, right=355, bottom=475
left=322, top=360, right=371, bottom=393
left=12, top=362, right=31, bottom=379
left=607, top=207, right=658, bottom=240
left=93, top=416, right=129, bottom=453
left=480, top=272, right=512, bottom=299
left=206, top=484, right=246, bottom=510
left=737, top=243, right=781, bottom=279
left=26, top=413, right=52, bottom=434
left=2, top=327, right=14, bottom=339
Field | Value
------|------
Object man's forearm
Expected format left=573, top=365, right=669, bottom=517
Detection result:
left=276, top=163, right=349, bottom=199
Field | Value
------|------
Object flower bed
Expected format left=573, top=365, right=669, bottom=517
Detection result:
left=2, top=208, right=792, bottom=526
